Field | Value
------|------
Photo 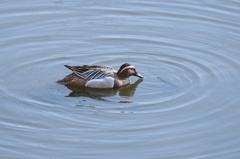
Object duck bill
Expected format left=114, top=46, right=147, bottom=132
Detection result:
left=134, top=73, right=144, bottom=78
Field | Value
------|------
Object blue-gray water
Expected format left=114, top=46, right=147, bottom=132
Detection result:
left=1, top=1, right=240, bottom=159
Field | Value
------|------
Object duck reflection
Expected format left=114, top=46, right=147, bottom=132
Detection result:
left=64, top=78, right=143, bottom=100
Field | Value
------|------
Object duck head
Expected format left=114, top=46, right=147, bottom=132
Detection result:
left=117, top=63, right=143, bottom=79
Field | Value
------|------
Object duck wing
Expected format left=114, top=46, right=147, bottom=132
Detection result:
left=75, top=69, right=112, bottom=80
left=64, top=65, right=116, bottom=80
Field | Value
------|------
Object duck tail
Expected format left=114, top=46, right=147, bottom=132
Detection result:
left=57, top=73, right=74, bottom=84
left=57, top=78, right=66, bottom=84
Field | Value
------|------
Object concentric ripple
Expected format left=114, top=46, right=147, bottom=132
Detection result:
left=1, top=0, right=240, bottom=159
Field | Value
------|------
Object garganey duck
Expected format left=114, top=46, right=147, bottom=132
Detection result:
left=57, top=63, right=143, bottom=88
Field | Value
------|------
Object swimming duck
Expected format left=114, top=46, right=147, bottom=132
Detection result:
left=57, top=63, right=143, bottom=88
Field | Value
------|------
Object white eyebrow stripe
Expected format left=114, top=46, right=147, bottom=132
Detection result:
left=118, top=65, right=135, bottom=74
left=124, top=66, right=135, bottom=69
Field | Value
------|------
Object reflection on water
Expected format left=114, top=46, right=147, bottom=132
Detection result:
left=64, top=78, right=143, bottom=103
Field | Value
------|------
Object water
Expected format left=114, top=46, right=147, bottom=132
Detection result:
left=1, top=0, right=240, bottom=158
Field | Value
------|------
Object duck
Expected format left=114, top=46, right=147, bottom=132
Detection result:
left=57, top=63, right=143, bottom=88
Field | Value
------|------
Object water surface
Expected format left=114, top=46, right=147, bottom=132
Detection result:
left=1, top=0, right=240, bottom=159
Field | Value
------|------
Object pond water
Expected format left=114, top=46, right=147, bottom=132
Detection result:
left=1, top=0, right=240, bottom=159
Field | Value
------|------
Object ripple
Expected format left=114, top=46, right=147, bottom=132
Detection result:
left=1, top=37, right=240, bottom=115
left=1, top=1, right=240, bottom=158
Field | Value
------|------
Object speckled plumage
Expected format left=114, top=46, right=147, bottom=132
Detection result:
left=57, top=63, right=143, bottom=88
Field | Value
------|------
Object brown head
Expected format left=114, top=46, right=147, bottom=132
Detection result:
left=117, top=63, right=143, bottom=79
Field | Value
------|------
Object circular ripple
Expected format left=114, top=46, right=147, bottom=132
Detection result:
left=1, top=1, right=240, bottom=159
left=1, top=36, right=240, bottom=115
